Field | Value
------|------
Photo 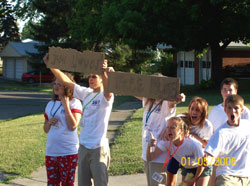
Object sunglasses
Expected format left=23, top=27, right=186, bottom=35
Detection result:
left=53, top=82, right=63, bottom=88
left=88, top=75, right=98, bottom=79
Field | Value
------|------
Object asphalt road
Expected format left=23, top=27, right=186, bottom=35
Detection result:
left=0, top=91, right=51, bottom=120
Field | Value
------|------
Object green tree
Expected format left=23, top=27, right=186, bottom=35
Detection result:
left=15, top=0, right=82, bottom=49
left=99, top=0, right=250, bottom=83
left=68, top=0, right=106, bottom=51
left=20, top=20, right=38, bottom=40
left=68, top=0, right=157, bottom=72
left=0, top=0, right=20, bottom=46
left=14, top=0, right=85, bottom=74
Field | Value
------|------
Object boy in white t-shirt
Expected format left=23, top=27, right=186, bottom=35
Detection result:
left=208, top=78, right=250, bottom=132
left=44, top=54, right=114, bottom=186
left=205, top=95, right=250, bottom=186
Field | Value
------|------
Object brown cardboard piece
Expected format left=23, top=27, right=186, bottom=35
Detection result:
left=108, top=72, right=180, bottom=101
left=47, top=47, right=104, bottom=74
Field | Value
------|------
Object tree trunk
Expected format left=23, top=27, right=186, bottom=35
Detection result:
left=210, top=43, right=224, bottom=87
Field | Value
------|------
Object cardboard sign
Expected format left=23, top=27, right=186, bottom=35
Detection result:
left=108, top=72, right=180, bottom=101
left=47, top=47, right=104, bottom=74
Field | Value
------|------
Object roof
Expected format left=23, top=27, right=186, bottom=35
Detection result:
left=0, top=40, right=44, bottom=57
left=9, top=40, right=43, bottom=56
left=225, top=41, right=250, bottom=51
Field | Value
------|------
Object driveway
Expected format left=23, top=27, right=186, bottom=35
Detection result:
left=0, top=91, right=51, bottom=120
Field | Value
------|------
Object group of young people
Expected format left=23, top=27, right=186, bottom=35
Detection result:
left=145, top=78, right=250, bottom=186
left=43, top=54, right=250, bottom=186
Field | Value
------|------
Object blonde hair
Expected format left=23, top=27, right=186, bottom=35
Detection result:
left=168, top=116, right=190, bottom=137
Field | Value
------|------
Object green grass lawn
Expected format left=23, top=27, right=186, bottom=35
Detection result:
left=0, top=114, right=46, bottom=177
left=0, top=81, right=250, bottom=181
left=0, top=81, right=52, bottom=93
left=109, top=109, right=144, bottom=175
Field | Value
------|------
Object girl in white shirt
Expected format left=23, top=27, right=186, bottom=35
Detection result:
left=137, top=92, right=185, bottom=186
left=188, top=97, right=213, bottom=148
left=140, top=97, right=177, bottom=186
left=147, top=116, right=205, bottom=186
left=183, top=97, right=213, bottom=185
left=44, top=73, right=82, bottom=186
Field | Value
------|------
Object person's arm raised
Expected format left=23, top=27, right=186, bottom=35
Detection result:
left=146, top=132, right=163, bottom=161
left=135, top=96, right=143, bottom=101
left=60, top=95, right=81, bottom=131
left=168, top=93, right=186, bottom=111
left=43, top=53, right=75, bottom=91
left=102, top=59, right=114, bottom=101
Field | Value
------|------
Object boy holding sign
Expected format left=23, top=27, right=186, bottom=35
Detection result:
left=44, top=53, right=114, bottom=186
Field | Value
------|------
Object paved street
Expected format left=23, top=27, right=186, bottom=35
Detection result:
left=0, top=91, right=51, bottom=120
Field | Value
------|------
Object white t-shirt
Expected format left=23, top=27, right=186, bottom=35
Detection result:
left=158, top=138, right=204, bottom=169
left=44, top=98, right=82, bottom=156
left=74, top=84, right=114, bottom=149
left=208, top=103, right=250, bottom=132
left=142, top=98, right=176, bottom=163
left=205, top=119, right=250, bottom=177
left=190, top=119, right=213, bottom=142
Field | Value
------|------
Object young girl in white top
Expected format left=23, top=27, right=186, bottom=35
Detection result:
left=140, top=97, right=177, bottom=186
left=147, top=117, right=205, bottom=186
left=168, top=97, right=213, bottom=185
left=183, top=97, right=213, bottom=185
left=188, top=97, right=213, bottom=148
left=44, top=73, right=82, bottom=186
left=44, top=53, right=114, bottom=186
left=136, top=73, right=186, bottom=186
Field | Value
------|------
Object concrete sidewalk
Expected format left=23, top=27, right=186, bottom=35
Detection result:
left=3, top=166, right=148, bottom=186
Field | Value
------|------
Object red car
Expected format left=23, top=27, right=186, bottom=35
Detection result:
left=22, top=71, right=54, bottom=83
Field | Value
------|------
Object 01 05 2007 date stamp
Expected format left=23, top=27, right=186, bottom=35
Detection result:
left=180, top=156, right=237, bottom=167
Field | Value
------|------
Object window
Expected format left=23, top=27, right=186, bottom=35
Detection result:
left=207, top=61, right=211, bottom=68
left=202, top=61, right=206, bottom=68
left=202, top=61, right=211, bottom=68
left=180, top=60, right=183, bottom=67
left=189, top=61, right=193, bottom=68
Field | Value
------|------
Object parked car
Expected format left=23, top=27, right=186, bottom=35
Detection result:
left=22, top=71, right=54, bottom=83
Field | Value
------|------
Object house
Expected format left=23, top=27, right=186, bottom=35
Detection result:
left=175, top=42, right=250, bottom=85
left=0, top=39, right=43, bottom=80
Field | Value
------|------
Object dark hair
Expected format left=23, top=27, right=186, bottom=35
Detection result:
left=220, top=78, right=238, bottom=91
left=145, top=98, right=163, bottom=112
left=225, top=95, right=244, bottom=108
left=188, top=97, right=208, bottom=128
left=52, top=72, right=75, bottom=101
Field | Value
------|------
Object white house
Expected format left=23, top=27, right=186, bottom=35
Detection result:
left=175, top=42, right=250, bottom=85
left=0, top=39, right=43, bottom=80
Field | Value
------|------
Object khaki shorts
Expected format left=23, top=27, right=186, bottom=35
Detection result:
left=216, top=175, right=250, bottom=186
left=78, top=145, right=110, bottom=186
